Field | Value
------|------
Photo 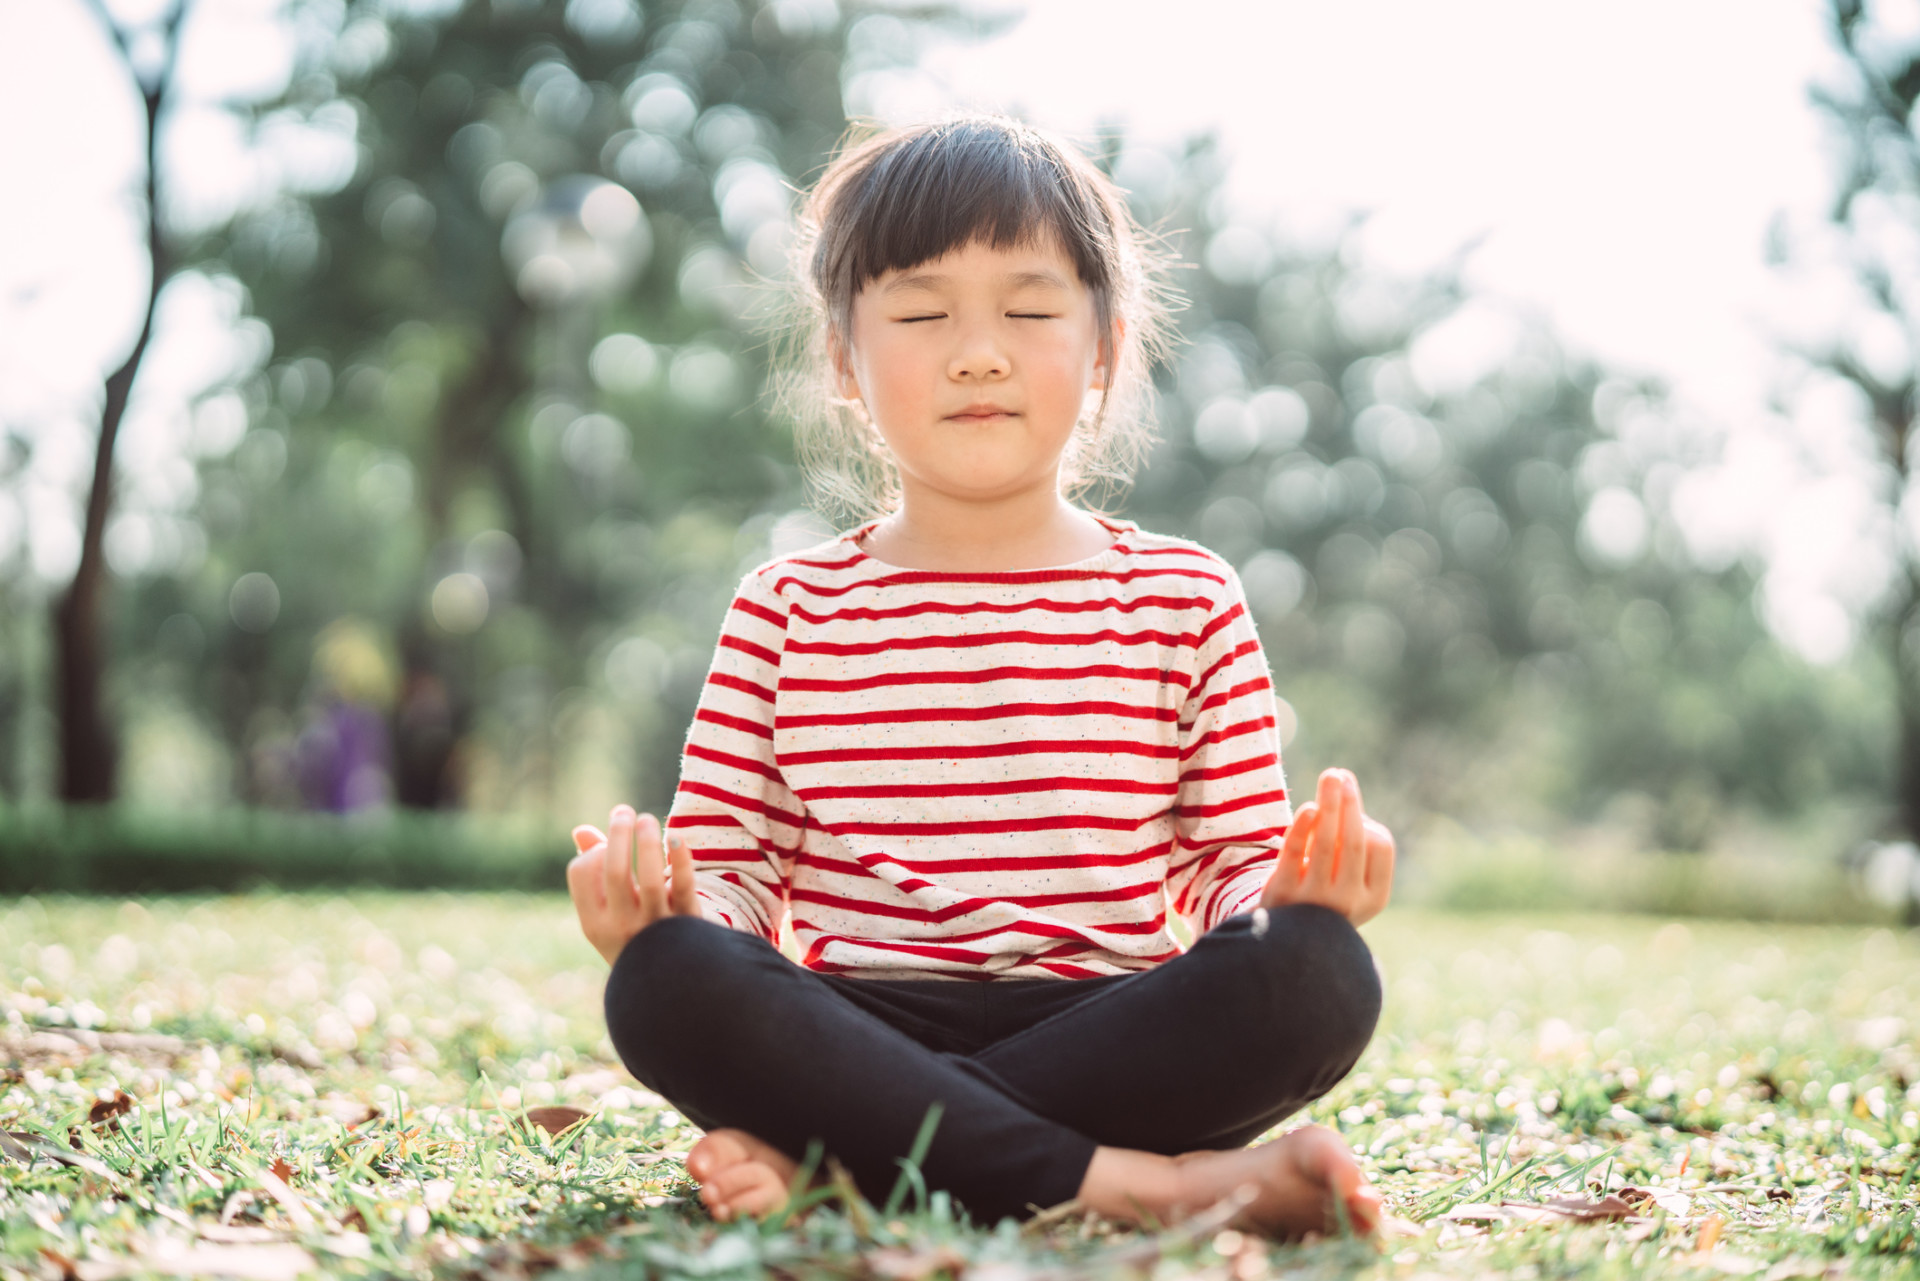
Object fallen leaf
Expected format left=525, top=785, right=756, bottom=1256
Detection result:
left=1697, top=1213, right=1725, bottom=1252
left=866, top=1245, right=969, bottom=1281
left=87, top=1091, right=134, bottom=1133
left=269, top=1157, right=295, bottom=1184
left=1618, top=1184, right=1692, bottom=1215
left=1540, top=1193, right=1637, bottom=1221
left=316, top=1096, right=379, bottom=1128
left=2, top=1129, right=117, bottom=1181
left=255, top=1165, right=314, bottom=1231
left=521, top=1105, right=592, bottom=1135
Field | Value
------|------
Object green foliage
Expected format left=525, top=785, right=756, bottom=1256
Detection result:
left=0, top=806, right=565, bottom=894
left=1110, top=137, right=1895, bottom=837
left=3, top=897, right=1916, bottom=1277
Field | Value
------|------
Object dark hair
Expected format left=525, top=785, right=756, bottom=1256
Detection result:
left=780, top=114, right=1172, bottom=523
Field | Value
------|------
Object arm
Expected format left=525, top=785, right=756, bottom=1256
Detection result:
left=566, top=572, right=804, bottom=962
left=1165, top=570, right=1295, bottom=933
left=662, top=572, right=804, bottom=937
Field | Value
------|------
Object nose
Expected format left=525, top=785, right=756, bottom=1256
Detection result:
left=947, top=320, right=1010, bottom=382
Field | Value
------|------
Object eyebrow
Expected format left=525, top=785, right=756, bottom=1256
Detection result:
left=882, top=268, right=1073, bottom=296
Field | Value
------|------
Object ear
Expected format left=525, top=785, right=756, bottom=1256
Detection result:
left=828, top=330, right=862, bottom=402
left=1090, top=318, right=1126, bottom=391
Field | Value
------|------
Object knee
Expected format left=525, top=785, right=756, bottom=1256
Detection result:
left=603, top=916, right=772, bottom=1082
left=1243, top=904, right=1383, bottom=1067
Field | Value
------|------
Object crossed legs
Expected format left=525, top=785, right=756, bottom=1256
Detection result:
left=603, top=907, right=1382, bottom=1232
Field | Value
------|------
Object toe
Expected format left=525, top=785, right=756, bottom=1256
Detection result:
left=709, top=1161, right=790, bottom=1220
left=688, top=1130, right=752, bottom=1182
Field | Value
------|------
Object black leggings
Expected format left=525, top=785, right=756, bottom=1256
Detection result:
left=604, top=906, right=1380, bottom=1224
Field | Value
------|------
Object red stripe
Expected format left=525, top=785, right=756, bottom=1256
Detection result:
left=777, top=738, right=1177, bottom=766
left=708, top=671, right=775, bottom=703
left=783, top=551, right=870, bottom=571
left=1180, top=787, right=1290, bottom=820
left=1176, top=824, right=1289, bottom=851
left=780, top=701, right=1179, bottom=730
left=772, top=565, right=1227, bottom=598
left=793, top=911, right=1169, bottom=948
left=795, top=776, right=1174, bottom=803
left=790, top=594, right=1216, bottom=626
left=1193, top=638, right=1261, bottom=698
left=781, top=663, right=1185, bottom=694
left=1196, top=601, right=1245, bottom=647
left=695, top=708, right=774, bottom=741
left=1197, top=675, right=1273, bottom=716
left=1179, top=715, right=1275, bottom=761
left=1178, top=753, right=1279, bottom=785
left=684, top=743, right=784, bottom=785
left=720, top=634, right=781, bottom=666
left=860, top=840, right=1174, bottom=875
left=785, top=625, right=1201, bottom=657
left=675, top=779, right=806, bottom=829
left=790, top=878, right=1162, bottom=923
left=823, top=811, right=1168, bottom=837
left=731, top=596, right=788, bottom=630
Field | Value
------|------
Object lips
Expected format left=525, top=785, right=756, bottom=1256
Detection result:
left=945, top=404, right=1018, bottom=421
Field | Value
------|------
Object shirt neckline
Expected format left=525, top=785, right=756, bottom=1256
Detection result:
left=843, top=514, right=1136, bottom=581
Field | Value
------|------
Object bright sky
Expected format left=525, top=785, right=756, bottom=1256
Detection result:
left=0, top=0, right=1893, bottom=662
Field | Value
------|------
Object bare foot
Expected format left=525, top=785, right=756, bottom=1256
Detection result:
left=1079, top=1125, right=1380, bottom=1238
left=685, top=1129, right=802, bottom=1221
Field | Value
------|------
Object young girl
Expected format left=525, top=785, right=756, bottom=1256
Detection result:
left=566, top=115, right=1397, bottom=1236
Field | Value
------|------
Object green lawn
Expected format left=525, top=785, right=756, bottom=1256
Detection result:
left=2, top=896, right=1915, bottom=1278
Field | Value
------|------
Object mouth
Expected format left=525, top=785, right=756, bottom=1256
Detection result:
left=944, top=405, right=1019, bottom=423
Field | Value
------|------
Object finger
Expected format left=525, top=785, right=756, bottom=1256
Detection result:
left=605, top=806, right=637, bottom=912
left=1337, top=771, right=1365, bottom=891
left=1307, top=772, right=1344, bottom=889
left=1265, top=803, right=1316, bottom=906
left=1361, top=818, right=1397, bottom=920
left=566, top=848, right=600, bottom=909
left=633, top=812, right=668, bottom=919
left=667, top=833, right=699, bottom=916
left=572, top=824, right=604, bottom=854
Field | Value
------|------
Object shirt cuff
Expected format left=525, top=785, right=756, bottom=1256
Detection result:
left=1202, top=863, right=1274, bottom=932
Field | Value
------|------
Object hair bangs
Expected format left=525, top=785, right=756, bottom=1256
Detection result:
left=811, top=118, right=1119, bottom=331
left=833, top=123, right=1114, bottom=303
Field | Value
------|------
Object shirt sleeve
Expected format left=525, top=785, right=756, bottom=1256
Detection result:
left=665, top=570, right=806, bottom=939
left=1164, top=567, right=1293, bottom=933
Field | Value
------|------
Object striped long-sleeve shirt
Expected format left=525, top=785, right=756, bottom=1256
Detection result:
left=667, top=518, right=1293, bottom=980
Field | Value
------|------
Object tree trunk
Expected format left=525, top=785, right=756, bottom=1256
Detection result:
left=55, top=9, right=177, bottom=804
left=1896, top=572, right=1920, bottom=843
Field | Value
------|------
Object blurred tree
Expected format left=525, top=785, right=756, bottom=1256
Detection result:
left=1788, top=0, right=1920, bottom=845
left=54, top=0, right=190, bottom=804
left=1113, top=135, right=1887, bottom=844
left=152, top=0, right=953, bottom=817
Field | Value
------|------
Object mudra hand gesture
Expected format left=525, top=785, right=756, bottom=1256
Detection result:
left=1260, top=768, right=1395, bottom=926
left=567, top=805, right=703, bottom=964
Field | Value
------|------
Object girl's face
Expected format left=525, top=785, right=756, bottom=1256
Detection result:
left=839, top=236, right=1112, bottom=510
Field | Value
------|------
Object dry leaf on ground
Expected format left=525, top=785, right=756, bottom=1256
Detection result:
left=521, top=1105, right=593, bottom=1135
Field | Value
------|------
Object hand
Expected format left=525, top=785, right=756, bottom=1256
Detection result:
left=566, top=805, right=702, bottom=965
left=1260, top=768, right=1395, bottom=926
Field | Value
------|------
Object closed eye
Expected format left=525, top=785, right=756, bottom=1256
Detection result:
left=895, top=313, right=946, bottom=323
left=1009, top=312, right=1058, bottom=320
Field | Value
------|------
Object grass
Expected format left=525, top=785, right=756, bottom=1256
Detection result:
left=2, top=895, right=1916, bottom=1279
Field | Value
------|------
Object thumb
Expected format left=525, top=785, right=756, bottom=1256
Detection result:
left=572, top=825, right=604, bottom=854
